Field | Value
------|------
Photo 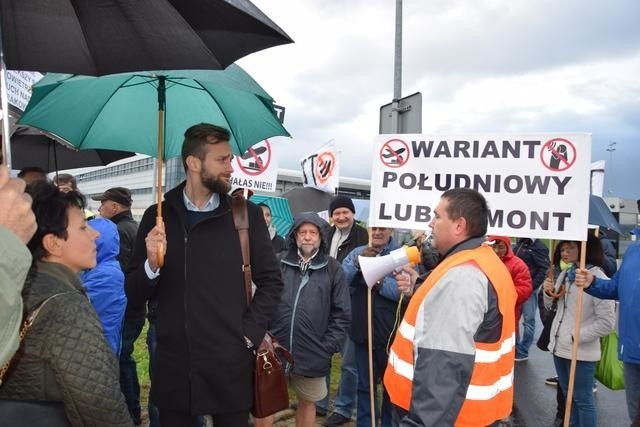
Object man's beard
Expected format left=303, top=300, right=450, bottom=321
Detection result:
left=201, top=170, right=230, bottom=194
left=298, top=243, right=320, bottom=259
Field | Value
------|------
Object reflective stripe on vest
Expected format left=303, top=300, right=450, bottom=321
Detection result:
left=465, top=369, right=514, bottom=400
left=384, top=244, right=516, bottom=426
left=475, top=333, right=516, bottom=363
left=389, top=330, right=516, bottom=380
left=388, top=348, right=413, bottom=381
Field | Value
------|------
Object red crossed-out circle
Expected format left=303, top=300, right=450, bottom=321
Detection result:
left=379, top=139, right=410, bottom=168
left=236, top=140, right=272, bottom=176
left=540, top=138, right=576, bottom=172
left=314, top=151, right=336, bottom=184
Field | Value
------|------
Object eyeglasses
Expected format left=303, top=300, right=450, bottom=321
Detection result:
left=296, top=229, right=319, bottom=238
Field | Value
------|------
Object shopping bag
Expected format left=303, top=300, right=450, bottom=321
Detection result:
left=536, top=300, right=557, bottom=351
left=595, top=331, right=625, bottom=390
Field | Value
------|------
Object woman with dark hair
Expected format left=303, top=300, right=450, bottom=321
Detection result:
left=258, top=202, right=286, bottom=255
left=542, top=233, right=616, bottom=427
left=0, top=181, right=132, bottom=426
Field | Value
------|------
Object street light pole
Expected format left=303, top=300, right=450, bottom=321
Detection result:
left=606, top=141, right=616, bottom=195
left=391, top=0, right=402, bottom=133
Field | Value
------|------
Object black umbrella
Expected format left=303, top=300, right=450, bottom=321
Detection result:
left=0, top=0, right=293, bottom=76
left=282, top=187, right=334, bottom=215
left=589, top=194, right=622, bottom=234
left=10, top=129, right=135, bottom=173
left=0, top=0, right=293, bottom=168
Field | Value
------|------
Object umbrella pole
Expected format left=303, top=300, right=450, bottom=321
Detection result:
left=52, top=141, right=59, bottom=177
left=563, top=240, right=587, bottom=427
left=156, top=76, right=166, bottom=267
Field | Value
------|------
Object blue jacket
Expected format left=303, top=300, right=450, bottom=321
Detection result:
left=586, top=242, right=640, bottom=363
left=270, top=213, right=351, bottom=377
left=81, top=218, right=127, bottom=355
left=343, top=239, right=402, bottom=348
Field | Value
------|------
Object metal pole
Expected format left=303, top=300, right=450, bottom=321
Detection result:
left=391, top=0, right=402, bottom=133
left=0, top=56, right=11, bottom=168
left=0, top=14, right=12, bottom=168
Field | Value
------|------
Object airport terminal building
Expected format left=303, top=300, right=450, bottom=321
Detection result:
left=74, top=156, right=370, bottom=220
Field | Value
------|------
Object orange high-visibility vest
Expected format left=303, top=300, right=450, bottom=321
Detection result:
left=384, top=245, right=516, bottom=427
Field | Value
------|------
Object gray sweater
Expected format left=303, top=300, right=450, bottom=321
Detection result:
left=544, top=266, right=616, bottom=361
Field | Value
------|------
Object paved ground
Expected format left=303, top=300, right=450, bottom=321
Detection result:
left=271, top=406, right=524, bottom=426
left=512, top=316, right=628, bottom=426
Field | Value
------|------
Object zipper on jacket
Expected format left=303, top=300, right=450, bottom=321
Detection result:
left=289, top=270, right=310, bottom=357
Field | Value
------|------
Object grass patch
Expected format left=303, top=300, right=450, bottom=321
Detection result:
left=133, top=322, right=150, bottom=408
left=133, top=322, right=344, bottom=409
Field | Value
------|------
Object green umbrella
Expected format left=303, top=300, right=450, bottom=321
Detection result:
left=18, top=64, right=289, bottom=266
left=18, top=65, right=288, bottom=159
left=249, top=194, right=294, bottom=238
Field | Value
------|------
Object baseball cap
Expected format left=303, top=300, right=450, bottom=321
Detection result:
left=91, top=187, right=133, bottom=207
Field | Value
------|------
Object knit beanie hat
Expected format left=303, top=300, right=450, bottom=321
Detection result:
left=329, top=195, right=355, bottom=215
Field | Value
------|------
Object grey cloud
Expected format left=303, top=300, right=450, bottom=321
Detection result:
left=403, top=0, right=640, bottom=77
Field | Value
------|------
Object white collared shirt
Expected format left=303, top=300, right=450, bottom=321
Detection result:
left=182, top=190, right=219, bottom=212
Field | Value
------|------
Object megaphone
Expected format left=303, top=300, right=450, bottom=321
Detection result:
left=359, top=246, right=421, bottom=287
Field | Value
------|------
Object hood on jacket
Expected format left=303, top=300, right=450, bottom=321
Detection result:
left=89, top=217, right=120, bottom=263
left=487, top=235, right=514, bottom=261
left=286, top=212, right=330, bottom=256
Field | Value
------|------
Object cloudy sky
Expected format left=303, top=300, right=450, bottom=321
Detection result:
left=237, top=0, right=640, bottom=199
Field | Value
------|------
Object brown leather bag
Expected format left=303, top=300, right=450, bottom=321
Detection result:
left=230, top=195, right=293, bottom=418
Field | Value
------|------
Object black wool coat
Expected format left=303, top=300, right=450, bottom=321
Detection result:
left=126, top=181, right=283, bottom=415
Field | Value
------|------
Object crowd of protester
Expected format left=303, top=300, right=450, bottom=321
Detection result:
left=1, top=124, right=639, bottom=427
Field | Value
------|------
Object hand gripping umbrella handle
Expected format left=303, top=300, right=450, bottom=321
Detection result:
left=156, top=216, right=165, bottom=268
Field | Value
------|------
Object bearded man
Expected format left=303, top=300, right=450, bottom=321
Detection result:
left=126, top=123, right=283, bottom=426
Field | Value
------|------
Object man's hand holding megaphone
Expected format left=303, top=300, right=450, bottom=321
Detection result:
left=394, top=266, right=419, bottom=296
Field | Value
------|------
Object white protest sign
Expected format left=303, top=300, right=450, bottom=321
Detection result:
left=230, top=139, right=279, bottom=192
left=369, top=134, right=591, bottom=241
left=6, top=71, right=43, bottom=111
left=300, top=140, right=340, bottom=194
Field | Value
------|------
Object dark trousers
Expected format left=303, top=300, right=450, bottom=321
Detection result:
left=556, top=384, right=565, bottom=421
left=119, top=316, right=145, bottom=424
left=354, top=342, right=393, bottom=427
left=159, top=409, right=248, bottom=427
left=554, top=356, right=597, bottom=427
left=392, top=404, right=408, bottom=426
left=147, top=323, right=203, bottom=427
left=147, top=322, right=160, bottom=427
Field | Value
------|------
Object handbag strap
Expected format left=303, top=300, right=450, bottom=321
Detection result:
left=230, top=195, right=252, bottom=306
left=0, top=292, right=69, bottom=384
left=230, top=196, right=294, bottom=367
